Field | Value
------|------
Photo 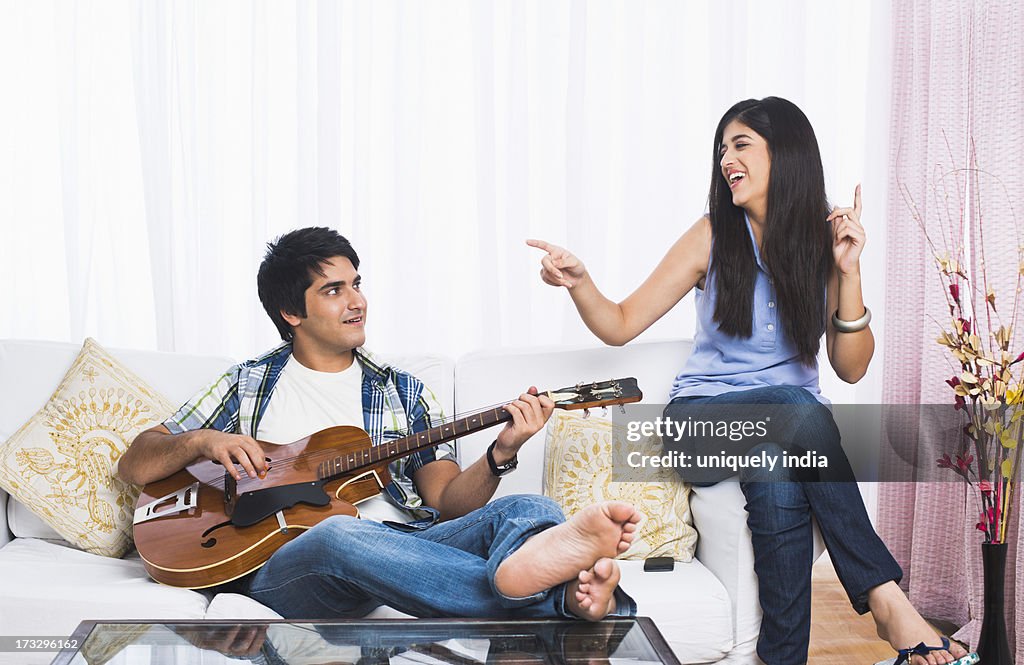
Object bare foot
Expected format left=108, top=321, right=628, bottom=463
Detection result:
left=494, top=501, right=640, bottom=598
left=868, top=582, right=969, bottom=664
left=567, top=558, right=621, bottom=621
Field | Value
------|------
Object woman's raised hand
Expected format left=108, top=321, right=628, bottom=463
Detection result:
left=827, top=184, right=866, bottom=277
left=526, top=239, right=588, bottom=288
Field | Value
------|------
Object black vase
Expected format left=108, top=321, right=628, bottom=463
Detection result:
left=976, top=542, right=1013, bottom=663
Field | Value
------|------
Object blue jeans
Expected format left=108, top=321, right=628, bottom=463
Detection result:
left=246, top=494, right=637, bottom=620
left=665, top=386, right=902, bottom=665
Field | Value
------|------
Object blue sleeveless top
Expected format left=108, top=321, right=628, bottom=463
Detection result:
left=669, top=217, right=827, bottom=404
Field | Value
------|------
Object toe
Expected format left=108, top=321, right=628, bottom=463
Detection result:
left=604, top=501, right=638, bottom=524
left=593, top=558, right=614, bottom=580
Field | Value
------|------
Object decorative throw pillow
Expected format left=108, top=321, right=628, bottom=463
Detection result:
left=0, top=338, right=175, bottom=557
left=543, top=409, right=697, bottom=561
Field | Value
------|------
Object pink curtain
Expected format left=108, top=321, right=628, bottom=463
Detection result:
left=879, top=0, right=1023, bottom=657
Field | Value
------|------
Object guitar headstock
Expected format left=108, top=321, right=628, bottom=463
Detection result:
left=546, top=378, right=642, bottom=411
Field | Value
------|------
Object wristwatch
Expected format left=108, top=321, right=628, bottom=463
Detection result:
left=486, top=440, right=518, bottom=477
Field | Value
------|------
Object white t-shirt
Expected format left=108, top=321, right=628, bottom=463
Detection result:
left=257, top=356, right=412, bottom=524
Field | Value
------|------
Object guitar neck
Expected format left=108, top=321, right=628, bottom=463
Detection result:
left=317, top=404, right=516, bottom=482
left=400, top=405, right=514, bottom=458
left=315, top=377, right=641, bottom=483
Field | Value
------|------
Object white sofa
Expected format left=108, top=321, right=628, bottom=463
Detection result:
left=0, top=338, right=819, bottom=664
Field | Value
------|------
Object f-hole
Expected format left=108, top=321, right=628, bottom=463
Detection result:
left=200, top=520, right=233, bottom=549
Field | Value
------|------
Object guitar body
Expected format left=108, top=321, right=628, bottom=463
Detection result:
left=134, top=426, right=391, bottom=588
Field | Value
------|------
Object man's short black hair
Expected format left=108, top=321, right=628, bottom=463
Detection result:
left=257, top=227, right=360, bottom=341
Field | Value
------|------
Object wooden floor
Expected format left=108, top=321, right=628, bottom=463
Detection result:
left=808, top=557, right=894, bottom=663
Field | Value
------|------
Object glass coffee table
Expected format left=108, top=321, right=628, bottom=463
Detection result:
left=50, top=618, right=679, bottom=665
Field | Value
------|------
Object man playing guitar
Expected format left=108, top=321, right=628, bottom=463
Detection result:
left=118, top=226, right=640, bottom=621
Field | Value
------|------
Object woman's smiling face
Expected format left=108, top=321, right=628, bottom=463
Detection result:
left=719, top=119, right=772, bottom=219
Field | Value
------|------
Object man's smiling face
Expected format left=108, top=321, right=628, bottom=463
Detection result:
left=286, top=256, right=367, bottom=355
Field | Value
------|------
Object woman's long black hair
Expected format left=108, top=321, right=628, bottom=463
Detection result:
left=707, top=97, right=832, bottom=366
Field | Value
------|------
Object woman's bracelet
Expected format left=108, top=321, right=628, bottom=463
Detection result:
left=832, top=307, right=871, bottom=333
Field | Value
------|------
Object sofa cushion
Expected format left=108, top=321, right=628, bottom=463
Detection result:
left=543, top=410, right=697, bottom=561
left=619, top=559, right=733, bottom=662
left=6, top=497, right=69, bottom=542
left=0, top=338, right=176, bottom=557
left=205, top=592, right=414, bottom=620
left=0, top=538, right=209, bottom=637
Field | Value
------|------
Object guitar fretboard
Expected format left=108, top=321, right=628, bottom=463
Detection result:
left=316, top=406, right=512, bottom=481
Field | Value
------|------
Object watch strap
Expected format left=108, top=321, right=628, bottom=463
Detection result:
left=486, top=440, right=518, bottom=477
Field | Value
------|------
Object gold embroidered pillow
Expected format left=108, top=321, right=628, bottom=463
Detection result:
left=0, top=338, right=175, bottom=557
left=543, top=409, right=696, bottom=561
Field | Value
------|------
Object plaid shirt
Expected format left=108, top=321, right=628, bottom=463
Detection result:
left=164, top=342, right=456, bottom=524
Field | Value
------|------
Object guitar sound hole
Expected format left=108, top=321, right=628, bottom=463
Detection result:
left=201, top=520, right=233, bottom=539
left=201, top=538, right=217, bottom=548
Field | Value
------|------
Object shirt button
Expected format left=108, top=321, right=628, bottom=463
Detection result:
left=768, top=301, right=775, bottom=308
left=767, top=324, right=775, bottom=331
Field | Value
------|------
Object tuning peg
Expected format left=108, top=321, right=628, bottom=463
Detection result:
left=618, top=404, right=626, bottom=415
left=583, top=408, right=591, bottom=419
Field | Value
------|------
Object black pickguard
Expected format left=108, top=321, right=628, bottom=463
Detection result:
left=230, top=482, right=331, bottom=527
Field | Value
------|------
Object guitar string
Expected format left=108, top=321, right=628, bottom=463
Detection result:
left=223, top=399, right=508, bottom=466
left=220, top=402, right=517, bottom=491
left=241, top=386, right=624, bottom=475
left=216, top=393, right=624, bottom=492
left=220, top=389, right=588, bottom=481
left=251, top=414, right=502, bottom=476
left=196, top=383, right=626, bottom=491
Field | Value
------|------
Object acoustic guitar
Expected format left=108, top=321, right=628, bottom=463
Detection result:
left=133, top=378, right=642, bottom=588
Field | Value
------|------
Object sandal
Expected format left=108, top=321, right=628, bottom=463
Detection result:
left=893, top=637, right=979, bottom=665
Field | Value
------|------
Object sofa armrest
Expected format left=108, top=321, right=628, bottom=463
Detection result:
left=690, top=481, right=826, bottom=659
left=0, top=488, right=11, bottom=548
left=689, top=482, right=759, bottom=650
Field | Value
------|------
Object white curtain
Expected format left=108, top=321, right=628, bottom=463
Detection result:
left=1, top=0, right=883, bottom=401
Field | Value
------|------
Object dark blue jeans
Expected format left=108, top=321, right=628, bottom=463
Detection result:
left=247, top=494, right=637, bottom=620
left=665, top=386, right=902, bottom=665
